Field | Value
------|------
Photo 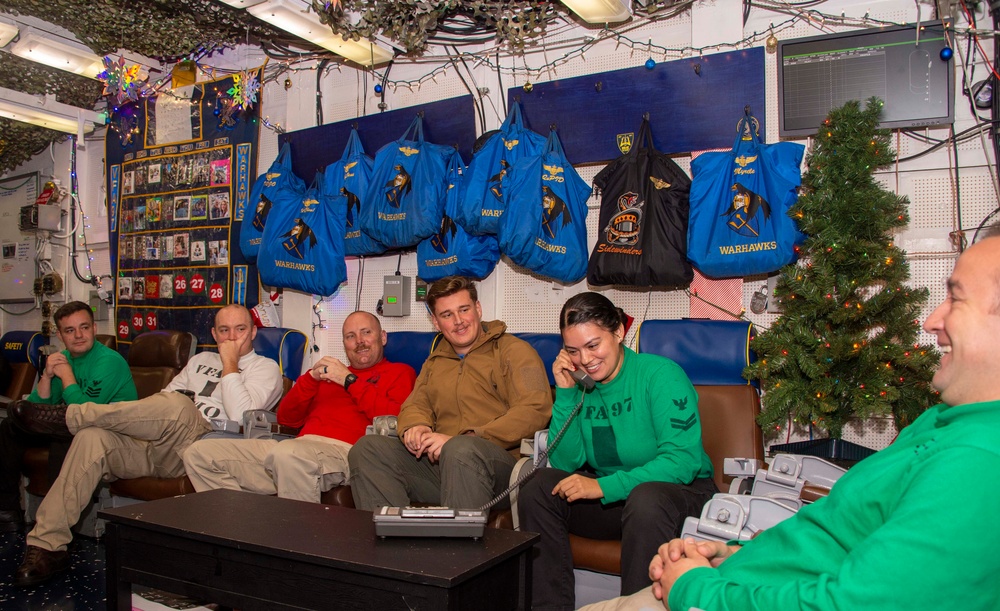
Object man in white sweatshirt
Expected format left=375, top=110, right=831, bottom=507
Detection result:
left=8, top=304, right=282, bottom=587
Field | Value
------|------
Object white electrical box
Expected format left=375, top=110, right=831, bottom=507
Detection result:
left=37, top=204, right=62, bottom=231
left=383, top=275, right=411, bottom=317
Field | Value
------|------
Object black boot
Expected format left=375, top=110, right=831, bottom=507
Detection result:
left=15, top=545, right=70, bottom=587
left=7, top=400, right=72, bottom=441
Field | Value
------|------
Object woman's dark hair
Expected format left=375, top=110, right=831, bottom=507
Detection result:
left=559, top=292, right=627, bottom=333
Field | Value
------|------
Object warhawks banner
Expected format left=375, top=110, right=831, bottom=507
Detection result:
left=257, top=172, right=346, bottom=297
left=456, top=102, right=547, bottom=236
left=325, top=128, right=385, bottom=257
left=240, top=142, right=306, bottom=263
left=417, top=153, right=500, bottom=281
left=498, top=130, right=590, bottom=283
left=588, top=118, right=694, bottom=288
left=360, top=115, right=454, bottom=249
left=106, top=69, right=268, bottom=350
left=687, top=113, right=805, bottom=278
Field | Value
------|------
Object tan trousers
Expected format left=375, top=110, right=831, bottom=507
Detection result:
left=27, top=391, right=210, bottom=552
left=578, top=586, right=665, bottom=611
left=183, top=434, right=351, bottom=503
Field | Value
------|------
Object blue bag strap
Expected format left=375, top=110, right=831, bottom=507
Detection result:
left=308, top=170, right=323, bottom=193
left=500, top=102, right=524, bottom=131
left=447, top=148, right=463, bottom=177
left=732, top=110, right=762, bottom=150
left=342, top=127, right=365, bottom=161
left=401, top=114, right=425, bottom=143
left=545, top=129, right=566, bottom=159
left=277, top=141, right=294, bottom=169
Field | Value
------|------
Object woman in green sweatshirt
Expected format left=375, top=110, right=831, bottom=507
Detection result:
left=518, top=292, right=716, bottom=611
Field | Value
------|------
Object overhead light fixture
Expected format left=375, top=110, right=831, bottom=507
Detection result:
left=10, top=30, right=104, bottom=79
left=246, top=0, right=394, bottom=66
left=0, top=86, right=106, bottom=135
left=0, top=16, right=18, bottom=48
left=320, top=34, right=395, bottom=67
left=215, top=0, right=267, bottom=7
left=560, top=0, right=632, bottom=24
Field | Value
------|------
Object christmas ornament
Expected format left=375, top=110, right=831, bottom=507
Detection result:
left=228, top=70, right=260, bottom=110
left=644, top=58, right=656, bottom=69
left=765, top=32, right=779, bottom=53
left=98, top=56, right=149, bottom=106
left=940, top=47, right=953, bottom=61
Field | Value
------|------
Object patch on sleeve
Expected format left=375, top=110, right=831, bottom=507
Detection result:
left=518, top=365, right=550, bottom=392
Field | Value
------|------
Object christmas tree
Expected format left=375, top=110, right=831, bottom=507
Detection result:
left=745, top=98, right=940, bottom=438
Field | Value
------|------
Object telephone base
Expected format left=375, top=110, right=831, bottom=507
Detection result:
left=373, top=506, right=487, bottom=539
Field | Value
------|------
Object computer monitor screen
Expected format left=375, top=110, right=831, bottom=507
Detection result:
left=778, top=23, right=954, bottom=137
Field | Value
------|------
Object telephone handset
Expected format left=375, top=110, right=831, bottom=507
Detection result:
left=569, top=368, right=596, bottom=390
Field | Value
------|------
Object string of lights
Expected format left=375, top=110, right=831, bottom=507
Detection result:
left=358, top=9, right=920, bottom=93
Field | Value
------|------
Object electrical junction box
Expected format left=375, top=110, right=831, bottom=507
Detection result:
left=89, top=290, right=109, bottom=321
left=19, top=204, right=61, bottom=231
left=37, top=205, right=61, bottom=231
left=383, top=275, right=411, bottom=317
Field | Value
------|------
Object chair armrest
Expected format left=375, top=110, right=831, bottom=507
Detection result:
left=508, top=456, right=534, bottom=531
left=242, top=409, right=300, bottom=440
left=534, top=429, right=550, bottom=467
left=800, top=483, right=831, bottom=503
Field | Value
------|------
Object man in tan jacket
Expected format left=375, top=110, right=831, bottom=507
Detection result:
left=349, top=276, right=552, bottom=510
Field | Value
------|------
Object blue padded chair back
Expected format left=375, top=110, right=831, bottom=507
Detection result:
left=253, top=328, right=308, bottom=381
left=385, top=331, right=563, bottom=384
left=636, top=319, right=756, bottom=385
left=513, top=333, right=562, bottom=387
left=384, top=332, right=439, bottom=377
left=2, top=331, right=48, bottom=370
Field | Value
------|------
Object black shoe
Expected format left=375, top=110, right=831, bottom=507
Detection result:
left=8, top=400, right=72, bottom=441
left=14, top=545, right=70, bottom=587
left=0, top=509, right=24, bottom=533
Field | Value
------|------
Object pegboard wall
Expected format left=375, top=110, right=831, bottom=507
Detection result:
left=266, top=1, right=994, bottom=453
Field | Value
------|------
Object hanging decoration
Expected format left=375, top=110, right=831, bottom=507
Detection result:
left=172, top=60, right=198, bottom=89
left=115, top=113, right=139, bottom=147
left=227, top=70, right=261, bottom=110
left=214, top=93, right=241, bottom=129
left=98, top=56, right=151, bottom=106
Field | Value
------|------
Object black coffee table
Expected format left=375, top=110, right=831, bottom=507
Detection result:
left=99, top=489, right=538, bottom=610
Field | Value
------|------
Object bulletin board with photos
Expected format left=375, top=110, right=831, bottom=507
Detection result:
left=106, top=70, right=262, bottom=350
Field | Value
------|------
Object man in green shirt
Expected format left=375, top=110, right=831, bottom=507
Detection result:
left=0, top=301, right=136, bottom=532
left=583, top=228, right=1000, bottom=611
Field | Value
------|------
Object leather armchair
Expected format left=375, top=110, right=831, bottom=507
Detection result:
left=21, top=330, right=196, bottom=500
left=95, top=334, right=117, bottom=349
left=567, top=319, right=766, bottom=576
left=107, top=327, right=308, bottom=503
left=127, top=331, right=197, bottom=399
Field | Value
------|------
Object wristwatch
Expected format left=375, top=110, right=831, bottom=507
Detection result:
left=343, top=373, right=358, bottom=391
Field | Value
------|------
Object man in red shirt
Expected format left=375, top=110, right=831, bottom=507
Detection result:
left=183, top=311, right=416, bottom=502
